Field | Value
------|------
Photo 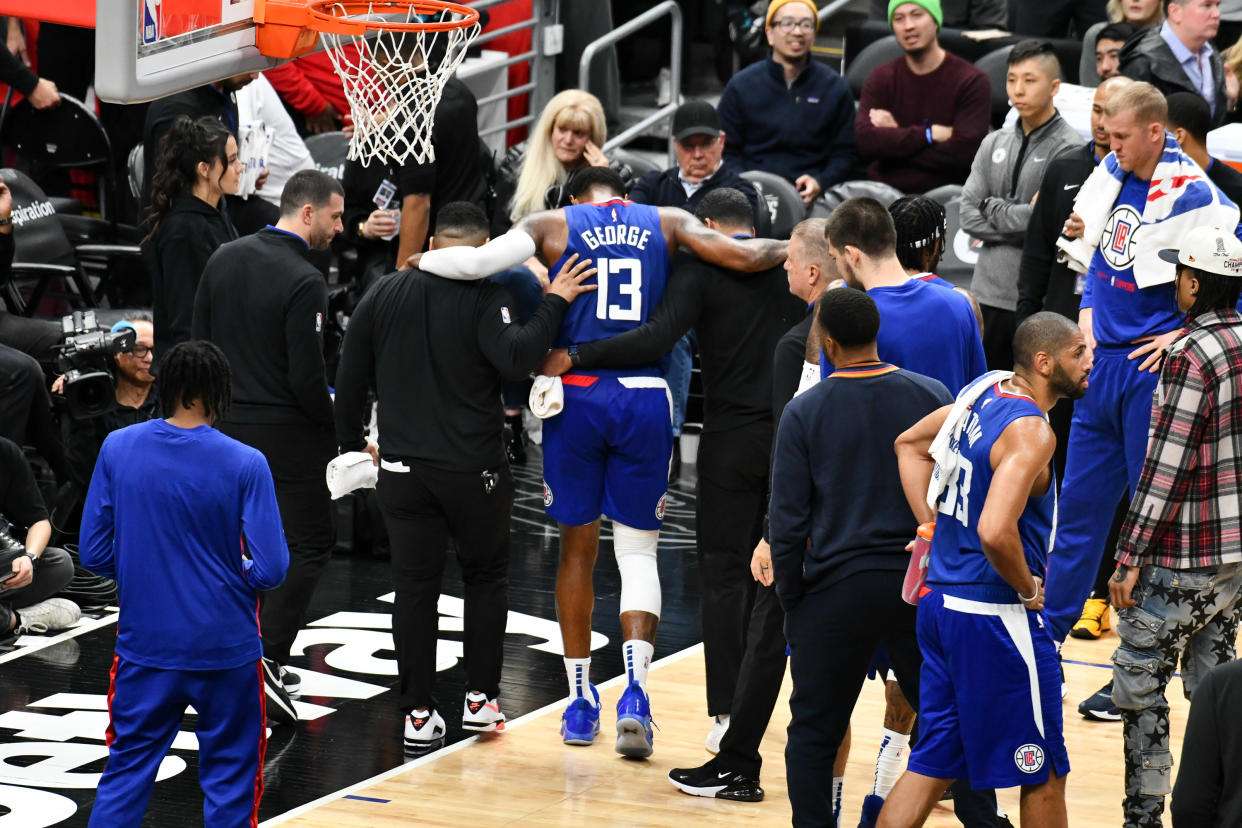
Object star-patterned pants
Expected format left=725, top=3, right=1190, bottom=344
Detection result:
left=1111, top=562, right=1242, bottom=828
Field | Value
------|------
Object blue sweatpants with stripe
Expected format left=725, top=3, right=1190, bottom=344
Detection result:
left=90, top=656, right=267, bottom=828
left=1044, top=348, right=1158, bottom=643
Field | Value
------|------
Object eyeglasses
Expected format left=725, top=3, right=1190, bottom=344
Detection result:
left=772, top=18, right=816, bottom=32
left=127, top=345, right=153, bottom=359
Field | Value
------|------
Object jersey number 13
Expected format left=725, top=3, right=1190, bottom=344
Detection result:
left=594, top=257, right=642, bottom=322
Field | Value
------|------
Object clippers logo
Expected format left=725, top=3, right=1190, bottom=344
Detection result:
left=1014, top=743, right=1045, bottom=773
left=1100, top=205, right=1141, bottom=271
left=655, top=493, right=667, bottom=521
left=542, top=482, right=554, bottom=507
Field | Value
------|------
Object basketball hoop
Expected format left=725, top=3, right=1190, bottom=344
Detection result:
left=255, top=0, right=480, bottom=166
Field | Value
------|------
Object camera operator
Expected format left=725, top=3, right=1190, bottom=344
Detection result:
left=0, top=431, right=78, bottom=642
left=53, top=315, right=158, bottom=492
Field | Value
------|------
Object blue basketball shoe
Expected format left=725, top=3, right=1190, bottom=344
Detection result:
left=561, top=684, right=601, bottom=745
left=615, top=681, right=654, bottom=758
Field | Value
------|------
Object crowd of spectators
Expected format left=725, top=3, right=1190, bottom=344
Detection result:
left=3, top=0, right=1242, bottom=825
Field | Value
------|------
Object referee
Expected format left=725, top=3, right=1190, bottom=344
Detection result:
left=333, top=202, right=596, bottom=754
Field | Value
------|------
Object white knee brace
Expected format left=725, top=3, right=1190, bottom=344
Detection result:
left=613, top=522, right=661, bottom=618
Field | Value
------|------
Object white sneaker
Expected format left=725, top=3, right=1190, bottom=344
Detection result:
left=16, top=598, right=80, bottom=634
left=462, top=692, right=506, bottom=732
left=705, top=714, right=730, bottom=754
left=404, top=708, right=446, bottom=753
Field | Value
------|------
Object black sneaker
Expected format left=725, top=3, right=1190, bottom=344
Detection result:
left=668, top=761, right=763, bottom=802
left=262, top=657, right=298, bottom=725
left=1078, top=680, right=1122, bottom=721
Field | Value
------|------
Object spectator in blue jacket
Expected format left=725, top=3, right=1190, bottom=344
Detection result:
left=717, top=0, right=858, bottom=207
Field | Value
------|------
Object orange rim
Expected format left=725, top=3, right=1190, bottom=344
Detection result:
left=304, top=0, right=480, bottom=33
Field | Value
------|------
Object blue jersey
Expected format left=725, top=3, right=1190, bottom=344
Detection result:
left=928, top=382, right=1055, bottom=601
left=79, top=420, right=289, bottom=670
left=1083, top=173, right=1182, bottom=347
left=821, top=279, right=987, bottom=395
left=552, top=199, right=670, bottom=375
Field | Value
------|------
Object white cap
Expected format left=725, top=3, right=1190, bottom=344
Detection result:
left=1158, top=226, right=1242, bottom=278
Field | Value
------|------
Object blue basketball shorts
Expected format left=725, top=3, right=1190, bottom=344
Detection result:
left=908, top=589, right=1069, bottom=790
left=541, top=373, right=674, bottom=531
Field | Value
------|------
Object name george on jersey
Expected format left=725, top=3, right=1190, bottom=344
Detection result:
left=578, top=224, right=653, bottom=252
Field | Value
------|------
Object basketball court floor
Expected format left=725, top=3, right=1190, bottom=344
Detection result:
left=0, top=453, right=1197, bottom=826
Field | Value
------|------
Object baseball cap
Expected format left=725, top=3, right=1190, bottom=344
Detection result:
left=672, top=101, right=721, bottom=143
left=1157, top=226, right=1242, bottom=277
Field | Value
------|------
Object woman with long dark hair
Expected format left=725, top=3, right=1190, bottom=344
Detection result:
left=142, top=115, right=241, bottom=362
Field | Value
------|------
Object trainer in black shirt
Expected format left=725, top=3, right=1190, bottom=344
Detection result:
left=333, top=202, right=597, bottom=746
left=192, top=169, right=344, bottom=722
left=572, top=189, right=803, bottom=731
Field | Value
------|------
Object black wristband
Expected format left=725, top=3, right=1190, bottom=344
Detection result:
left=568, top=344, right=580, bottom=367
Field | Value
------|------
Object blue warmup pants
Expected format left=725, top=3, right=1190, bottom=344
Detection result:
left=1044, top=348, right=1158, bottom=643
left=90, top=656, right=267, bottom=828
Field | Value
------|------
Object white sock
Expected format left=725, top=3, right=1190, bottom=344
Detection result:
left=623, top=639, right=654, bottom=691
left=832, top=776, right=844, bottom=827
left=871, top=727, right=911, bottom=798
left=564, top=657, right=591, bottom=700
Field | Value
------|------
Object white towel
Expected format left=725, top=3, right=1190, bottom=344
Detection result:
left=1057, top=134, right=1240, bottom=287
left=325, top=452, right=379, bottom=500
left=529, top=375, right=564, bottom=419
left=926, top=370, right=1013, bottom=511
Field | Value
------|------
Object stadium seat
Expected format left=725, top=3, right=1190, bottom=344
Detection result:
left=938, top=195, right=978, bottom=288
left=816, top=180, right=905, bottom=216
left=924, top=183, right=963, bottom=207
left=2, top=169, right=141, bottom=315
left=844, top=36, right=904, bottom=99
left=739, top=170, right=805, bottom=240
left=974, top=45, right=1015, bottom=129
left=609, top=147, right=662, bottom=180
left=305, top=131, right=349, bottom=181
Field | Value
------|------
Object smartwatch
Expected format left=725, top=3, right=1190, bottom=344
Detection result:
left=568, top=344, right=580, bottom=367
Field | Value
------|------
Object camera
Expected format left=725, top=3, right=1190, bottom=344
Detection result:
left=55, top=311, right=136, bottom=421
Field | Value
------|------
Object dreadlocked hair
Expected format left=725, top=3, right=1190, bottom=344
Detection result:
left=159, top=340, right=232, bottom=421
left=146, top=115, right=231, bottom=239
left=889, top=195, right=947, bottom=273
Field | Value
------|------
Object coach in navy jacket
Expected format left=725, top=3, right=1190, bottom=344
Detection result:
left=717, top=1, right=857, bottom=206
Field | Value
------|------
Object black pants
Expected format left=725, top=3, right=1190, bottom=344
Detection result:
left=0, top=343, right=66, bottom=479
left=696, top=424, right=770, bottom=716
left=220, top=420, right=336, bottom=664
left=376, top=462, right=513, bottom=711
left=1010, top=0, right=1106, bottom=38
left=784, top=570, right=1000, bottom=828
left=980, top=304, right=1016, bottom=372
left=716, top=581, right=787, bottom=778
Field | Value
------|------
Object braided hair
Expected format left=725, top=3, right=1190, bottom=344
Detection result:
left=889, top=195, right=947, bottom=274
left=147, top=115, right=231, bottom=235
left=158, top=340, right=232, bottom=422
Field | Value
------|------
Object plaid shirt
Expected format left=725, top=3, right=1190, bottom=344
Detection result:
left=1116, top=309, right=1242, bottom=569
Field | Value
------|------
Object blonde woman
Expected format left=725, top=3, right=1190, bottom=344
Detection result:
left=493, top=89, right=633, bottom=234
left=1081, top=0, right=1164, bottom=85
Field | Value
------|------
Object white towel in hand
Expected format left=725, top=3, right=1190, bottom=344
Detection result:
left=529, top=375, right=564, bottom=419
left=326, top=452, right=379, bottom=500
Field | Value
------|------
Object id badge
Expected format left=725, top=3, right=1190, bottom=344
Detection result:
left=373, top=179, right=398, bottom=209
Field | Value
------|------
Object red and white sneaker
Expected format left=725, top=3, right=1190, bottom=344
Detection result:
left=403, top=708, right=445, bottom=754
left=462, top=691, right=506, bottom=732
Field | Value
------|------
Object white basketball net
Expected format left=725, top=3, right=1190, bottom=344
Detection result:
left=319, top=3, right=480, bottom=166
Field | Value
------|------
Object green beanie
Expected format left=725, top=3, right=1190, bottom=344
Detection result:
left=888, top=0, right=943, bottom=28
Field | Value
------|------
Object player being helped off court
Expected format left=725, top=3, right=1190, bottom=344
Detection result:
left=880, top=312, right=1092, bottom=828
left=415, top=166, right=786, bottom=758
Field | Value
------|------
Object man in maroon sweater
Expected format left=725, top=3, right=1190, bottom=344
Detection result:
left=854, top=0, right=991, bottom=193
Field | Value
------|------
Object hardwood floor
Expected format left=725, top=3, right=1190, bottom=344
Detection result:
left=271, top=618, right=1173, bottom=827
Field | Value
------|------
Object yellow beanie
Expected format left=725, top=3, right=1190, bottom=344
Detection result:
left=766, top=0, right=820, bottom=31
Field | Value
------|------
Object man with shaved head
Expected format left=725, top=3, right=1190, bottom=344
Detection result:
left=882, top=311, right=1091, bottom=828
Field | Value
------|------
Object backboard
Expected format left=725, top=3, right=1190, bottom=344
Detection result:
left=96, top=0, right=288, bottom=103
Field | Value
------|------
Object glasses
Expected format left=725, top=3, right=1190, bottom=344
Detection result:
left=772, top=18, right=816, bottom=32
left=127, top=345, right=153, bottom=359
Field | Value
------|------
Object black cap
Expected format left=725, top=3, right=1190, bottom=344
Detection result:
left=672, top=100, right=721, bottom=142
